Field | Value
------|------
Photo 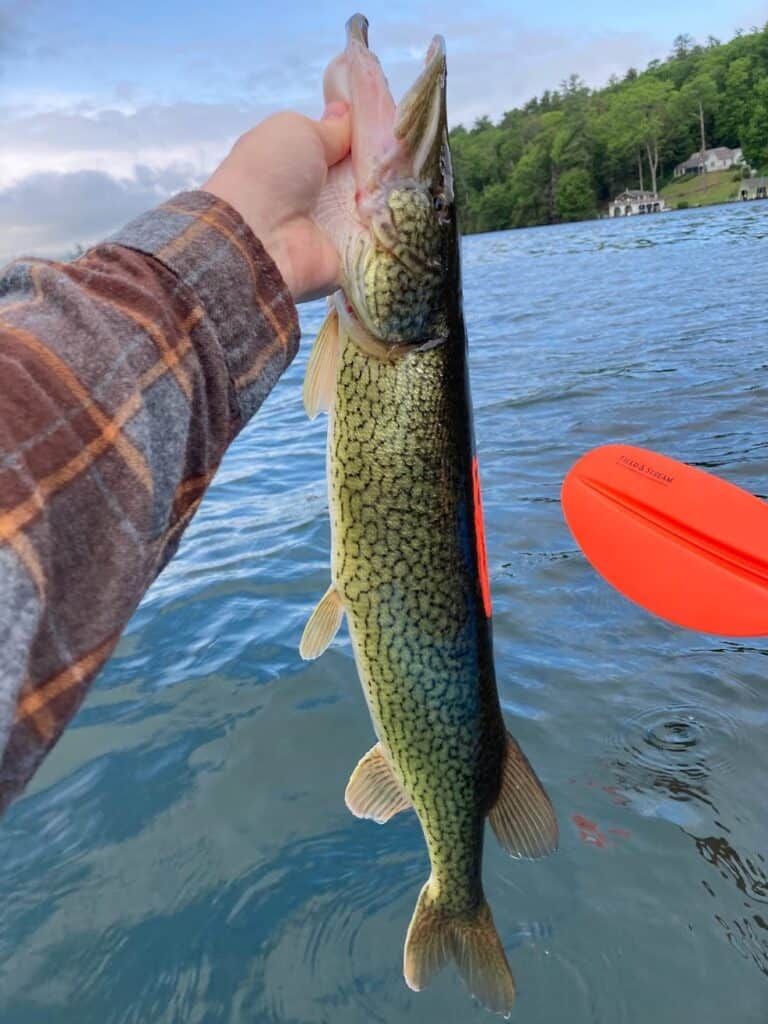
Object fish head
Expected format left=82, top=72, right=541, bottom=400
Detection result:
left=318, top=15, right=455, bottom=349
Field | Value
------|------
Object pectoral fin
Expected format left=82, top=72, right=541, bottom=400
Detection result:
left=299, top=584, right=344, bottom=660
left=488, top=732, right=559, bottom=859
left=345, top=742, right=412, bottom=823
left=302, top=305, right=340, bottom=419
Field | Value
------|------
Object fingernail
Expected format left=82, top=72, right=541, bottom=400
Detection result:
left=322, top=101, right=348, bottom=120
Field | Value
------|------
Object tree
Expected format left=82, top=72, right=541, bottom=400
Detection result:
left=451, top=122, right=508, bottom=193
left=717, top=56, right=754, bottom=147
left=506, top=145, right=550, bottom=227
left=472, top=181, right=516, bottom=233
left=678, top=74, right=720, bottom=175
left=560, top=74, right=589, bottom=98
left=672, top=33, right=695, bottom=60
left=623, top=78, right=677, bottom=193
left=741, top=77, right=768, bottom=168
left=599, top=87, right=651, bottom=190
left=556, top=168, right=596, bottom=220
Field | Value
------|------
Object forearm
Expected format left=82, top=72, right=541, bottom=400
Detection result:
left=0, top=190, right=299, bottom=812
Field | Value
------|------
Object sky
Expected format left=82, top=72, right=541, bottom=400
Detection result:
left=0, top=0, right=764, bottom=263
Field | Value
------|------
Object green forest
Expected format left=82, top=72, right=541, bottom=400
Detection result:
left=449, top=24, right=768, bottom=232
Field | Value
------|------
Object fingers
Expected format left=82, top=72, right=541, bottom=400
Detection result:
left=315, top=103, right=352, bottom=169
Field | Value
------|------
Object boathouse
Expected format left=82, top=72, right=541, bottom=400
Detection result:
left=608, top=190, right=667, bottom=217
left=739, top=176, right=768, bottom=200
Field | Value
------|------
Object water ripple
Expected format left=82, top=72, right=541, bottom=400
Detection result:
left=615, top=702, right=739, bottom=780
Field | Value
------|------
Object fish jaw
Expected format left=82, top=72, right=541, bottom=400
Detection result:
left=314, top=16, right=454, bottom=348
left=394, top=34, right=451, bottom=198
left=323, top=14, right=449, bottom=213
left=324, top=14, right=399, bottom=205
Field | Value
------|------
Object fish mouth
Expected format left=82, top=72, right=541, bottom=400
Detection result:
left=316, top=16, right=453, bottom=352
left=325, top=14, right=450, bottom=201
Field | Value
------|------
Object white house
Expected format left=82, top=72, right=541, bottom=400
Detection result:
left=608, top=190, right=668, bottom=217
left=673, top=146, right=743, bottom=177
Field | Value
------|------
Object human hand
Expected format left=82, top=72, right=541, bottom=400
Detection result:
left=204, top=104, right=351, bottom=304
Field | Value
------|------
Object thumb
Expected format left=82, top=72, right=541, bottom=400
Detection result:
left=315, top=102, right=352, bottom=168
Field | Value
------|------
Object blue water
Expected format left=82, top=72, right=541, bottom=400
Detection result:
left=1, top=203, right=767, bottom=1023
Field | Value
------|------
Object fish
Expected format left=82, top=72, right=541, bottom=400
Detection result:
left=300, top=14, right=558, bottom=1016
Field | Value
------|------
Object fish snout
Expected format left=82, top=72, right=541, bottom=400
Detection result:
left=346, top=13, right=370, bottom=47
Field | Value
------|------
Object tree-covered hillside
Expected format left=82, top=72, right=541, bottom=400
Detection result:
left=450, top=25, right=768, bottom=232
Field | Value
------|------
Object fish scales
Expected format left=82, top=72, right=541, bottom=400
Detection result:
left=331, top=332, right=506, bottom=910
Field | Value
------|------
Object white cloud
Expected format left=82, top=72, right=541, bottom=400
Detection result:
left=0, top=80, right=298, bottom=262
left=0, top=97, right=275, bottom=264
left=0, top=100, right=275, bottom=187
left=0, top=164, right=204, bottom=265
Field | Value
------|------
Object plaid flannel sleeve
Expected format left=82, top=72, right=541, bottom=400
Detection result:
left=0, top=190, right=300, bottom=813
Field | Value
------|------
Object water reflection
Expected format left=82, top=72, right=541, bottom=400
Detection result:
left=691, top=833, right=768, bottom=977
left=610, top=700, right=767, bottom=981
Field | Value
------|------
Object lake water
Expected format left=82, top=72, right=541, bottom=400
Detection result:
left=1, top=202, right=766, bottom=1023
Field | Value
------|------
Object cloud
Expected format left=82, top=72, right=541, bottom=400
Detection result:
left=0, top=100, right=275, bottom=188
left=0, top=164, right=202, bottom=265
left=0, top=95, right=280, bottom=264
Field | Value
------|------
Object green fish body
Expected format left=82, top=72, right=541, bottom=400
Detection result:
left=333, top=324, right=502, bottom=902
left=300, top=15, right=558, bottom=1016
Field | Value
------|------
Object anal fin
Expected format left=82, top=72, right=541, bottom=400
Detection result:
left=345, top=742, right=412, bottom=823
left=299, top=584, right=344, bottom=660
left=302, top=304, right=340, bottom=419
left=489, top=731, right=559, bottom=859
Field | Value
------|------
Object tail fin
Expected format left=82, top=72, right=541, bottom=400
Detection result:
left=403, top=880, right=516, bottom=1017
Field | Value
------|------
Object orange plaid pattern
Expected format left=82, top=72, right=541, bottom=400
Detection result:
left=0, top=191, right=299, bottom=812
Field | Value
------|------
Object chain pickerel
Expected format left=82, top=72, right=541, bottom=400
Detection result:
left=300, top=14, right=558, bottom=1016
